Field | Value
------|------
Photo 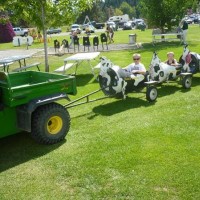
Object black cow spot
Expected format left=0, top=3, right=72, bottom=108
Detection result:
left=154, top=65, right=160, bottom=73
left=169, top=73, right=174, bottom=80
left=159, top=71, right=164, bottom=77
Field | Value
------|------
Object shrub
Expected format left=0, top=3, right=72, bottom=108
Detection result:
left=0, top=16, right=15, bottom=43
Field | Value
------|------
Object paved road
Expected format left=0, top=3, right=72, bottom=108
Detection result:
left=0, top=49, right=44, bottom=59
left=0, top=41, right=139, bottom=59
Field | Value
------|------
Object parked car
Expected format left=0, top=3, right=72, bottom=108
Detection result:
left=193, top=16, right=200, bottom=23
left=71, top=24, right=81, bottom=34
left=122, top=22, right=132, bottom=30
left=185, top=17, right=193, bottom=24
left=128, top=21, right=136, bottom=28
left=91, top=21, right=105, bottom=29
left=133, top=19, right=144, bottom=25
left=106, top=21, right=117, bottom=31
left=13, top=27, right=28, bottom=37
left=46, top=28, right=61, bottom=34
left=136, top=22, right=147, bottom=30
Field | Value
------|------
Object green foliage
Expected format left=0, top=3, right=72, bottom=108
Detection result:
left=114, top=8, right=123, bottom=16
left=0, top=15, right=9, bottom=25
left=139, top=0, right=197, bottom=32
left=1, top=0, right=93, bottom=28
left=0, top=25, right=200, bottom=199
left=119, top=1, right=136, bottom=19
left=104, top=0, right=138, bottom=7
left=77, top=0, right=140, bottom=23
left=76, top=1, right=107, bottom=24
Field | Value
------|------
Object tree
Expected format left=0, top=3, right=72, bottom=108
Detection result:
left=0, top=15, right=15, bottom=43
left=103, top=0, right=138, bottom=8
left=105, top=6, right=115, bottom=19
left=76, top=1, right=106, bottom=23
left=1, top=0, right=93, bottom=71
left=114, top=8, right=123, bottom=16
left=119, top=2, right=136, bottom=19
left=2, top=0, right=93, bottom=30
left=139, top=0, right=195, bottom=32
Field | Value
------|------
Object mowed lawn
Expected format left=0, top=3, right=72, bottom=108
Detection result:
left=0, top=25, right=200, bottom=199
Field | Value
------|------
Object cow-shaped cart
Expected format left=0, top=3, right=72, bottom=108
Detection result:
left=98, top=57, right=158, bottom=102
left=179, top=45, right=200, bottom=74
left=149, top=52, right=193, bottom=89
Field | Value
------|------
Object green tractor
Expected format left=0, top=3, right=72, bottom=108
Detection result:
left=0, top=71, right=76, bottom=144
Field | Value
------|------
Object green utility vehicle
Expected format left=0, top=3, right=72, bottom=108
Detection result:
left=0, top=71, right=76, bottom=144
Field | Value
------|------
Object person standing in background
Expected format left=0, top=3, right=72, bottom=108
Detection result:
left=180, top=19, right=188, bottom=44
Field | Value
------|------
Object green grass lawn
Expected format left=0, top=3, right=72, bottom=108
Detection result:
left=0, top=25, right=200, bottom=199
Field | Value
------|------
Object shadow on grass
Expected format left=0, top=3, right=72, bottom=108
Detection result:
left=191, top=76, right=200, bottom=87
left=156, top=83, right=189, bottom=97
left=75, top=74, right=94, bottom=87
left=141, top=41, right=200, bottom=53
left=156, top=75, right=200, bottom=97
left=91, top=96, right=155, bottom=117
left=0, top=132, right=65, bottom=173
left=135, top=42, right=181, bottom=54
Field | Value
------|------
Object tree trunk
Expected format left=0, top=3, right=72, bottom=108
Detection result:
left=41, top=1, right=49, bottom=72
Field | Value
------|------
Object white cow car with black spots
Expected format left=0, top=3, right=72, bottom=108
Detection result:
left=149, top=52, right=193, bottom=89
left=98, top=57, right=158, bottom=102
left=179, top=45, right=200, bottom=74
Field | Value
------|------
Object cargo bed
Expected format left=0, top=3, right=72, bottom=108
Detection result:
left=0, top=71, right=77, bottom=107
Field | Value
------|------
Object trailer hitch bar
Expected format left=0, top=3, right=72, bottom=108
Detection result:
left=63, top=86, right=110, bottom=108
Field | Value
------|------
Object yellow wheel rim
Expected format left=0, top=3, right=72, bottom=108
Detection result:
left=47, top=116, right=63, bottom=135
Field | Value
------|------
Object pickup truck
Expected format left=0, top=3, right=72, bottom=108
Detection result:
left=47, top=27, right=62, bottom=34
left=13, top=27, right=29, bottom=37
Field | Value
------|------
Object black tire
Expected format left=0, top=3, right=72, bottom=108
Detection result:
left=182, top=75, right=192, bottom=89
left=146, top=86, right=158, bottom=102
left=31, top=102, right=70, bottom=144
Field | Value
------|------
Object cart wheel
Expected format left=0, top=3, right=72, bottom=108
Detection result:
left=182, top=75, right=192, bottom=89
left=31, top=102, right=70, bottom=144
left=146, top=86, right=158, bottom=102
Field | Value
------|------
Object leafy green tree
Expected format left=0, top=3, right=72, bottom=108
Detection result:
left=76, top=1, right=106, bottom=23
left=103, top=0, right=138, bottom=8
left=114, top=8, right=123, bottom=16
left=119, top=2, right=136, bottom=19
left=2, top=0, right=93, bottom=29
left=139, top=0, right=196, bottom=32
left=103, top=0, right=140, bottom=18
left=105, top=6, right=115, bottom=19
left=1, top=0, right=93, bottom=71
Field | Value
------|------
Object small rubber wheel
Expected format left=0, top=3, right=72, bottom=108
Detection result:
left=31, top=103, right=70, bottom=144
left=146, top=86, right=158, bottom=102
left=182, top=75, right=192, bottom=89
